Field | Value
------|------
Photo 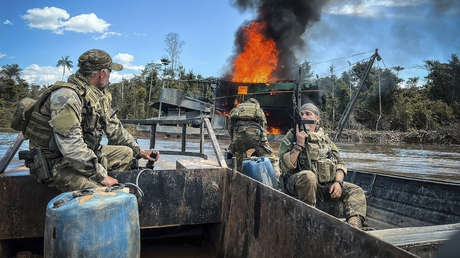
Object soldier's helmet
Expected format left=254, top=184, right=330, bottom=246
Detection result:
left=78, top=49, right=123, bottom=73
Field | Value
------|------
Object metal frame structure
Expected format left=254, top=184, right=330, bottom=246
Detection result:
left=121, top=116, right=227, bottom=168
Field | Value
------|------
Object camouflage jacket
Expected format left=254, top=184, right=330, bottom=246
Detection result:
left=279, top=128, right=347, bottom=184
left=46, top=73, right=140, bottom=181
left=228, top=99, right=267, bottom=134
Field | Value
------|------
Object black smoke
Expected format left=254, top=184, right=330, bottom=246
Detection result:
left=228, top=0, right=331, bottom=80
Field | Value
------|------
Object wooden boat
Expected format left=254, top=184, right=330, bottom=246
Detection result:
left=1, top=159, right=459, bottom=257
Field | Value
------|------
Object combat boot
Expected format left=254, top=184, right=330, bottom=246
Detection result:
left=347, top=215, right=363, bottom=229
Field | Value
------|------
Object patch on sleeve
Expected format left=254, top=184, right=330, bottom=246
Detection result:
left=282, top=137, right=291, bottom=146
left=49, top=104, right=80, bottom=135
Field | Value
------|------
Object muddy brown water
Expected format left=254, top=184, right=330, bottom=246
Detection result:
left=2, top=132, right=460, bottom=183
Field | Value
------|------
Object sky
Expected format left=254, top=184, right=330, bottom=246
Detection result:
left=0, top=0, right=459, bottom=86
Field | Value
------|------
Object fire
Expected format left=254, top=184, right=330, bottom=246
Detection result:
left=232, top=21, right=279, bottom=83
left=237, top=85, right=248, bottom=95
left=267, top=127, right=282, bottom=135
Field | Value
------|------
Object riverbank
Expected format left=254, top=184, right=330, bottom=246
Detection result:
left=125, top=124, right=460, bottom=146
left=336, top=128, right=460, bottom=145
left=3, top=124, right=459, bottom=145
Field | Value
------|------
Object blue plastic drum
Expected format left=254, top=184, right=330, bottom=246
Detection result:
left=242, top=157, right=278, bottom=189
left=44, top=187, right=140, bottom=258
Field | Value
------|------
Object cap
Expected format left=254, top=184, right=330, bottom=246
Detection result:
left=300, top=103, right=320, bottom=116
left=78, top=49, right=123, bottom=73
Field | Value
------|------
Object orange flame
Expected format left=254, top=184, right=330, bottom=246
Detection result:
left=267, top=127, right=282, bottom=135
left=232, top=21, right=279, bottom=83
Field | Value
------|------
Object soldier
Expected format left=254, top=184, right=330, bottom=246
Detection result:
left=228, top=98, right=280, bottom=179
left=278, top=103, right=366, bottom=229
left=24, top=49, right=159, bottom=192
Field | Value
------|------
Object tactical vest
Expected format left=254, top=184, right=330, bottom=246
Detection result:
left=25, top=81, right=106, bottom=159
left=296, top=130, right=337, bottom=184
left=230, top=101, right=264, bottom=128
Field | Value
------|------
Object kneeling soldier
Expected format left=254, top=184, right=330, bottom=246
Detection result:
left=21, top=49, right=159, bottom=192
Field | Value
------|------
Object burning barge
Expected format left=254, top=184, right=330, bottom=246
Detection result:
left=214, top=80, right=321, bottom=135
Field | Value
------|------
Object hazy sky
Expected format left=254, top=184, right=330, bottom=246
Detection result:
left=1, top=0, right=459, bottom=86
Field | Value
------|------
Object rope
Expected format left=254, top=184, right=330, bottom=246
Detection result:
left=310, top=50, right=374, bottom=66
left=122, top=168, right=153, bottom=208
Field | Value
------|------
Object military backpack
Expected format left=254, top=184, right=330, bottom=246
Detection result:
left=10, top=82, right=80, bottom=137
left=229, top=100, right=265, bottom=127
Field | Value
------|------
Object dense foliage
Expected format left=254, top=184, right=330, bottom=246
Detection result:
left=314, top=54, right=459, bottom=132
left=1, top=54, right=458, bottom=136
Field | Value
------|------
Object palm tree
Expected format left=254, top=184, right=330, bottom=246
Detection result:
left=56, top=56, right=73, bottom=80
left=391, top=66, right=404, bottom=76
left=0, top=64, right=22, bottom=81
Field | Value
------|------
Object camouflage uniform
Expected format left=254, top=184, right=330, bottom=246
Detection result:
left=25, top=49, right=139, bottom=192
left=279, top=128, right=366, bottom=220
left=228, top=98, right=280, bottom=178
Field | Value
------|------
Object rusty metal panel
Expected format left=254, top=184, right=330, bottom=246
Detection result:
left=110, top=168, right=223, bottom=228
left=0, top=173, right=59, bottom=240
left=217, top=171, right=416, bottom=258
left=0, top=168, right=223, bottom=240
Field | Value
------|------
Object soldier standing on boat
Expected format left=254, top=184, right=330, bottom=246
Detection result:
left=228, top=98, right=280, bottom=179
left=278, top=103, right=366, bottom=228
left=22, top=49, right=159, bottom=192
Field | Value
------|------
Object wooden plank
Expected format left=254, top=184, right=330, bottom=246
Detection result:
left=0, top=133, right=24, bottom=174
left=150, top=124, right=157, bottom=149
left=121, top=117, right=202, bottom=125
left=181, top=124, right=187, bottom=152
left=203, top=117, right=227, bottom=168
left=176, top=160, right=221, bottom=170
left=199, top=121, right=204, bottom=155
left=155, top=151, right=207, bottom=158
left=368, top=223, right=460, bottom=246
left=217, top=171, right=416, bottom=258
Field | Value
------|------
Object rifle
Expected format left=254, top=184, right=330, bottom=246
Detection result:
left=291, top=68, right=312, bottom=170
left=292, top=68, right=306, bottom=135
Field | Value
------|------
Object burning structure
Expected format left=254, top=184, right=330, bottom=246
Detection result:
left=215, top=81, right=319, bottom=135
left=215, top=0, right=329, bottom=134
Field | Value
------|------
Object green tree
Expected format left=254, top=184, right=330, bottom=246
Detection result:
left=425, top=54, right=460, bottom=106
left=56, top=56, right=73, bottom=80
left=0, top=64, right=22, bottom=82
left=407, top=77, right=419, bottom=88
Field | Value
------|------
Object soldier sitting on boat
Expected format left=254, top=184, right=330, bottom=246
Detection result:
left=19, top=49, right=159, bottom=192
left=227, top=98, right=280, bottom=179
left=278, top=103, right=366, bottom=229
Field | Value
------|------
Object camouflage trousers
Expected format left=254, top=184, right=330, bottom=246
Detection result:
left=48, top=145, right=133, bottom=192
left=229, top=126, right=280, bottom=178
left=286, top=170, right=367, bottom=220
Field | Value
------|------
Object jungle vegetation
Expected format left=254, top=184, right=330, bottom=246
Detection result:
left=1, top=54, right=459, bottom=140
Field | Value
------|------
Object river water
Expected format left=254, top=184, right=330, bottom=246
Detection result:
left=2, top=132, right=460, bottom=183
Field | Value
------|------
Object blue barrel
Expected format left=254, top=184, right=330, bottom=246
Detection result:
left=242, top=157, right=278, bottom=189
left=44, top=187, right=140, bottom=258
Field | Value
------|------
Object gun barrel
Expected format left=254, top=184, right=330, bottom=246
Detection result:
left=301, top=120, right=315, bottom=125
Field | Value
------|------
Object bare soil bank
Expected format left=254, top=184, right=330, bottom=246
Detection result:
left=335, top=128, right=460, bottom=145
